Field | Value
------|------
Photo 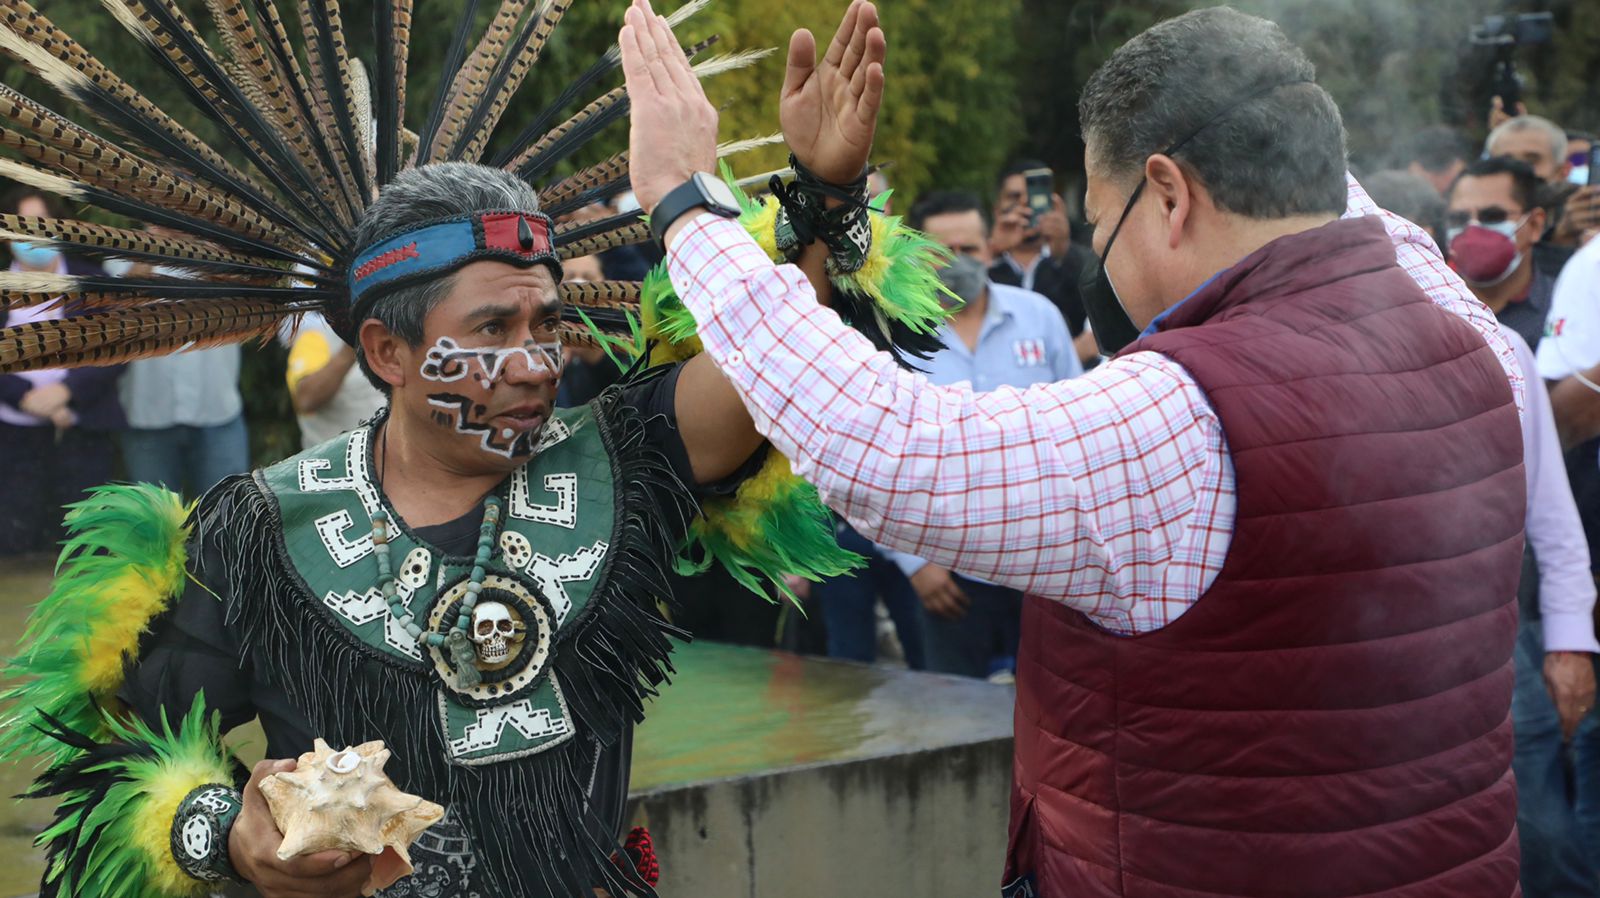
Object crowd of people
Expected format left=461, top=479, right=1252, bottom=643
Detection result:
left=3, top=4, right=1600, bottom=889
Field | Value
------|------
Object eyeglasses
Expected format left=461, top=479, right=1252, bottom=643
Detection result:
left=1444, top=206, right=1525, bottom=229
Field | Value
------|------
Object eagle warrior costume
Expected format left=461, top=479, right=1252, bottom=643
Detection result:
left=0, top=1, right=944, bottom=895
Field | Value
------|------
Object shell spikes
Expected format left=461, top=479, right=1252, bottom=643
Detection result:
left=258, top=738, right=445, bottom=896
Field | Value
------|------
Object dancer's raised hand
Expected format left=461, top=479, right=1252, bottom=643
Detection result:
left=780, top=0, right=886, bottom=185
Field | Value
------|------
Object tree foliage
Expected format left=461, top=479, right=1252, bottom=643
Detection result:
left=5, top=1, right=1597, bottom=465
left=1016, top=0, right=1600, bottom=204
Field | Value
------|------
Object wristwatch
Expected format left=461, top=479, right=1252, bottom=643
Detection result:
left=649, top=172, right=742, bottom=246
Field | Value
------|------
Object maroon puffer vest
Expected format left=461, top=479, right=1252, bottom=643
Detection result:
left=1005, top=217, right=1524, bottom=897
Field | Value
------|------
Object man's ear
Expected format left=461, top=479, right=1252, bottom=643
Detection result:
left=1145, top=154, right=1194, bottom=250
left=359, top=319, right=409, bottom=391
left=1529, top=206, right=1548, bottom=240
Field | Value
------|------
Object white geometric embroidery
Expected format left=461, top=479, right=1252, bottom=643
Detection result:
left=188, top=787, right=234, bottom=815
left=300, top=429, right=384, bottom=566
left=179, top=816, right=212, bottom=859
left=526, top=540, right=608, bottom=624
left=314, top=510, right=372, bottom=568
left=323, top=587, right=422, bottom=659
left=449, top=697, right=570, bottom=756
left=533, top=417, right=571, bottom=452
left=508, top=470, right=578, bottom=529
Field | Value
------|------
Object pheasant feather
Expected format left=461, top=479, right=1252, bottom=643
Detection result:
left=427, top=0, right=530, bottom=162
left=455, top=0, right=575, bottom=163
left=101, top=0, right=343, bottom=239
left=510, top=47, right=772, bottom=180
left=0, top=216, right=289, bottom=271
left=559, top=280, right=643, bottom=307
left=205, top=0, right=350, bottom=221
left=490, top=0, right=712, bottom=168
left=0, top=1, right=276, bottom=212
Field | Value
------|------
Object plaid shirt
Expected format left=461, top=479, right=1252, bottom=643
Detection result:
left=667, top=176, right=1523, bottom=634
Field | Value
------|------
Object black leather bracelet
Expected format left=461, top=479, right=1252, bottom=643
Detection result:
left=170, top=784, right=246, bottom=884
left=771, top=155, right=873, bottom=274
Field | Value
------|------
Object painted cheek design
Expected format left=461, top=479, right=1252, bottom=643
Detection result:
left=426, top=393, right=536, bottom=458
left=419, top=336, right=472, bottom=382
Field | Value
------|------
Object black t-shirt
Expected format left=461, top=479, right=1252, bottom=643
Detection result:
left=988, top=244, right=1094, bottom=336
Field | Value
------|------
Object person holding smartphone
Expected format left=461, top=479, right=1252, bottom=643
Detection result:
left=988, top=160, right=1097, bottom=358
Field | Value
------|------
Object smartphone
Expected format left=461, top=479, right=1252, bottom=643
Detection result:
left=1023, top=168, right=1054, bottom=227
left=1589, top=146, right=1600, bottom=187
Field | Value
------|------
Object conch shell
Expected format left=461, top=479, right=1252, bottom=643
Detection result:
left=259, top=738, right=445, bottom=896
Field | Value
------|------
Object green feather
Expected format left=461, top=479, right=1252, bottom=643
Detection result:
left=0, top=484, right=192, bottom=767
left=28, top=694, right=235, bottom=898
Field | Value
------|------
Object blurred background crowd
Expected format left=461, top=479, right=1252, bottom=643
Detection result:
left=4, top=0, right=1600, bottom=895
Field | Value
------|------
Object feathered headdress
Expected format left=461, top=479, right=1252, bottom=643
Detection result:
left=0, top=0, right=781, bottom=371
left=0, top=0, right=954, bottom=599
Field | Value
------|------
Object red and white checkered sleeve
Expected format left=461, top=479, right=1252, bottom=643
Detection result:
left=666, top=214, right=1227, bottom=631
left=1344, top=174, right=1526, bottom=417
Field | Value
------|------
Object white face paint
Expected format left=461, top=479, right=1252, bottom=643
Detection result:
left=420, top=335, right=565, bottom=460
left=419, top=336, right=564, bottom=384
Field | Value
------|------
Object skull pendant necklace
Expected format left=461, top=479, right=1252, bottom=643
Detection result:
left=371, top=494, right=504, bottom=690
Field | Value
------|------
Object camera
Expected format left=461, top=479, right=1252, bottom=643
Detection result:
left=1469, top=12, right=1554, bottom=113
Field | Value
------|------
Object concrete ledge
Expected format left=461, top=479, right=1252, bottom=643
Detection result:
left=628, top=643, right=1015, bottom=896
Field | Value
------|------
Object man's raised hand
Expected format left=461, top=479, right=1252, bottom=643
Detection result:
left=619, top=0, right=718, bottom=215
left=780, top=0, right=886, bottom=185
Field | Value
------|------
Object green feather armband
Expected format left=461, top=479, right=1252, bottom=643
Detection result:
left=606, top=171, right=955, bottom=603
left=26, top=696, right=242, bottom=898
left=770, top=155, right=873, bottom=276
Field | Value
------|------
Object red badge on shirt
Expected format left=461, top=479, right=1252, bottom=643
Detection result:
left=1013, top=339, right=1046, bottom=367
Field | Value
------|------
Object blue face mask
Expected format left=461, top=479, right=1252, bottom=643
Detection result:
left=10, top=240, right=61, bottom=269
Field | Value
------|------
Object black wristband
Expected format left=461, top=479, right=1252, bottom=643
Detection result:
left=171, top=784, right=246, bottom=884
left=771, top=155, right=872, bottom=274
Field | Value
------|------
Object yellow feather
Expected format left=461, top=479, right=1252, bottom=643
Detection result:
left=746, top=197, right=781, bottom=260
left=850, top=214, right=897, bottom=302
left=72, top=490, right=191, bottom=697
left=132, top=754, right=235, bottom=897
left=708, top=453, right=797, bottom=550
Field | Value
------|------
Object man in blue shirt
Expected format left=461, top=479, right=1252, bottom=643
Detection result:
left=891, top=191, right=1081, bottom=677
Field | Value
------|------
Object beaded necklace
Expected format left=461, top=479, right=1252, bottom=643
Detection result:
left=371, top=494, right=503, bottom=689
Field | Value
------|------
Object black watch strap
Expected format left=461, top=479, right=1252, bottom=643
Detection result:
left=650, top=173, right=740, bottom=245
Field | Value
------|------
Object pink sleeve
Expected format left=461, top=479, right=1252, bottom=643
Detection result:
left=1344, top=173, right=1525, bottom=417
left=665, top=214, right=1228, bottom=633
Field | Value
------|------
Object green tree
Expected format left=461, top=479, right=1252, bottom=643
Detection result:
left=1013, top=0, right=1600, bottom=202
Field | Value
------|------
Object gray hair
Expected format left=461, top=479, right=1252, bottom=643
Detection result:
left=351, top=162, right=543, bottom=392
left=1077, top=6, right=1347, bottom=219
left=1486, top=115, right=1567, bottom=167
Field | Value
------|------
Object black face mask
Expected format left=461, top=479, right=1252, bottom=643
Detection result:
left=1079, top=179, right=1148, bottom=357
left=1078, top=78, right=1314, bottom=359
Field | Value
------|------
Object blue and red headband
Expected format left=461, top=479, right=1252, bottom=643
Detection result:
left=347, top=210, right=562, bottom=308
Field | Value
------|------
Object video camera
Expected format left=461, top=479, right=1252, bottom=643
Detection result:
left=1469, top=12, right=1554, bottom=113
